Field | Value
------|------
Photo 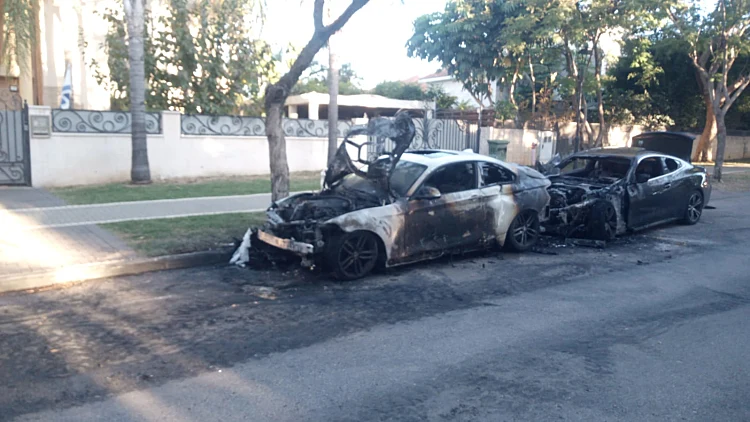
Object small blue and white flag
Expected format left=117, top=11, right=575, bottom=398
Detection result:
left=60, top=63, right=72, bottom=109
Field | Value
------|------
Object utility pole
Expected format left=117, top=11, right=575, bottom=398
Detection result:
left=327, top=3, right=340, bottom=164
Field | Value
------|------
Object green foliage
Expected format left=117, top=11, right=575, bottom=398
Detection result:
left=1, top=0, right=36, bottom=73
left=408, top=1, right=512, bottom=104
left=372, top=81, right=426, bottom=101
left=607, top=25, right=750, bottom=130
left=91, top=0, right=275, bottom=114
left=426, top=85, right=458, bottom=110
left=291, top=62, right=365, bottom=95
left=494, top=100, right=518, bottom=121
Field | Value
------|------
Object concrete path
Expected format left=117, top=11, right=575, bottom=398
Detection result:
left=0, top=188, right=138, bottom=279
left=5, top=193, right=276, bottom=230
left=0, top=188, right=281, bottom=281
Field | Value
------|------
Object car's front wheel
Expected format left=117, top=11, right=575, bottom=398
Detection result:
left=327, top=231, right=380, bottom=281
left=505, top=210, right=540, bottom=252
left=587, top=200, right=618, bottom=241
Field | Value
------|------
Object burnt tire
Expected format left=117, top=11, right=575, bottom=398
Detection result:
left=587, top=200, right=618, bottom=241
left=682, top=190, right=704, bottom=225
left=505, top=210, right=540, bottom=252
left=327, top=231, right=380, bottom=281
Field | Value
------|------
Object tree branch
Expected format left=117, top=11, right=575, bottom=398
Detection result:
left=313, top=0, right=325, bottom=32
left=324, top=0, right=369, bottom=34
left=723, top=74, right=750, bottom=111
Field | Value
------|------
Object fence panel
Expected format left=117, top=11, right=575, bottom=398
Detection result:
left=367, top=117, right=479, bottom=160
left=52, top=110, right=162, bottom=134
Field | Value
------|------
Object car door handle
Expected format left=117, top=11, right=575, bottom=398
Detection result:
left=652, top=183, right=671, bottom=195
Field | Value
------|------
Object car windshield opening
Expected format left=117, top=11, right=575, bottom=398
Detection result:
left=338, top=160, right=427, bottom=197
left=558, top=156, right=631, bottom=182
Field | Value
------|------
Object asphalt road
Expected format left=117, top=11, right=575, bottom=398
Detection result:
left=2, top=190, right=749, bottom=422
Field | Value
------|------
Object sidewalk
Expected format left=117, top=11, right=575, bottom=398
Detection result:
left=0, top=187, right=277, bottom=290
left=6, top=193, right=274, bottom=230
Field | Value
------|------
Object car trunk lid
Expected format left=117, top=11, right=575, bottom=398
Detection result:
left=631, top=132, right=695, bottom=162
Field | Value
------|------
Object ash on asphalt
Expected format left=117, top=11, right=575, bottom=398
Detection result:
left=0, top=228, right=698, bottom=419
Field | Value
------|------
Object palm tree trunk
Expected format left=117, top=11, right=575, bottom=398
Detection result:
left=125, top=0, right=151, bottom=183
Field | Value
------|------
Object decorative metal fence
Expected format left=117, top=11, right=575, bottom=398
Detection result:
left=367, top=117, right=480, bottom=161
left=180, top=114, right=353, bottom=138
left=0, top=90, right=30, bottom=185
left=51, top=109, right=162, bottom=134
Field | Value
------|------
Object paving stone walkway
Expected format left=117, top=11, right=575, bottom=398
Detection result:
left=0, top=187, right=278, bottom=280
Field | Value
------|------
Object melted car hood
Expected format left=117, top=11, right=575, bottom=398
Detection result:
left=324, top=112, right=416, bottom=195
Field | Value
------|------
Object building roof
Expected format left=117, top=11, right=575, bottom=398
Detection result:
left=285, top=92, right=431, bottom=110
left=418, top=69, right=451, bottom=84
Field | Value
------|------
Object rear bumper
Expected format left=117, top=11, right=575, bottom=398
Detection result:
left=256, top=230, right=314, bottom=256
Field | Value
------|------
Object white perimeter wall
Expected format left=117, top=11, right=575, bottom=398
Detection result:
left=30, top=109, right=351, bottom=188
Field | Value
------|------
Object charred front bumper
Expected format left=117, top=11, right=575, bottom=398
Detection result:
left=256, top=230, right=314, bottom=255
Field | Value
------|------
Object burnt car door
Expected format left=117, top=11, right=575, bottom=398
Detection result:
left=660, top=157, right=692, bottom=218
left=403, top=162, right=485, bottom=257
left=477, top=161, right=517, bottom=243
left=627, top=156, right=670, bottom=228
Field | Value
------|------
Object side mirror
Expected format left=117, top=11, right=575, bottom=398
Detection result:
left=413, top=186, right=442, bottom=200
left=636, top=173, right=651, bottom=184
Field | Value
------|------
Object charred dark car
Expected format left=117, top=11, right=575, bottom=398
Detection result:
left=232, top=113, right=551, bottom=280
left=541, top=132, right=711, bottom=240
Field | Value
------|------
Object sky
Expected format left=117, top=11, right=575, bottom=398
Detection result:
left=263, top=0, right=447, bottom=89
left=262, top=0, right=720, bottom=90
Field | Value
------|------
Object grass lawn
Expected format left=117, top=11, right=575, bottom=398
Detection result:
left=52, top=173, right=321, bottom=205
left=104, top=212, right=266, bottom=257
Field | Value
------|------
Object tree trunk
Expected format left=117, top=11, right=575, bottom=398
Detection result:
left=510, top=62, right=520, bottom=128
left=31, top=0, right=43, bottom=105
left=264, top=0, right=369, bottom=201
left=327, top=33, right=339, bottom=165
left=125, top=0, right=151, bottom=184
left=693, top=95, right=717, bottom=162
left=573, top=78, right=585, bottom=153
left=527, top=52, right=536, bottom=117
left=266, top=99, right=290, bottom=200
left=594, top=47, right=606, bottom=147
left=714, top=111, right=727, bottom=182
left=0, top=0, right=5, bottom=62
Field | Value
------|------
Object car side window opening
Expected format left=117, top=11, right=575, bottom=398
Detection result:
left=423, top=162, right=476, bottom=194
left=664, top=158, right=681, bottom=173
left=635, top=157, right=664, bottom=180
left=480, top=162, right=514, bottom=186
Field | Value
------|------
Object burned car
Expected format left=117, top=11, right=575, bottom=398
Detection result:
left=541, top=132, right=711, bottom=240
left=232, top=112, right=550, bottom=280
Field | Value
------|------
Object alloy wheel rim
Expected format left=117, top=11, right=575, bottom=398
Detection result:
left=688, top=194, right=703, bottom=222
left=513, top=213, right=538, bottom=246
left=339, top=234, right=378, bottom=278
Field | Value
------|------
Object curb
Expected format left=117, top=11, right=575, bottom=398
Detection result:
left=0, top=249, right=234, bottom=294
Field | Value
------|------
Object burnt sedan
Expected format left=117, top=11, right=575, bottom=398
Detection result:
left=542, top=139, right=711, bottom=240
left=232, top=113, right=550, bottom=280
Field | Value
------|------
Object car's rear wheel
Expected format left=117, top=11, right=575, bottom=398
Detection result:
left=328, top=231, right=380, bottom=281
left=682, top=191, right=704, bottom=225
left=505, top=210, right=540, bottom=252
left=587, top=200, right=618, bottom=241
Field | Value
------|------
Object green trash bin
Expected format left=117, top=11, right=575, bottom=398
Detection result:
left=487, top=140, right=510, bottom=161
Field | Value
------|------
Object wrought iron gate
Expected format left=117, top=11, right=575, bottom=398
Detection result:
left=0, top=89, right=30, bottom=185
left=367, top=116, right=480, bottom=161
